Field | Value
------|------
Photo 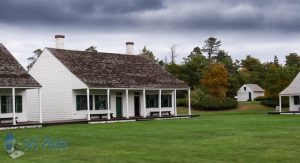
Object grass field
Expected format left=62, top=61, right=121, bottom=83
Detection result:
left=0, top=102, right=299, bottom=163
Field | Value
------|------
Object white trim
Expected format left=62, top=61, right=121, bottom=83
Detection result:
left=174, top=89, right=177, bottom=116
left=87, top=89, right=91, bottom=120
left=159, top=89, right=162, bottom=117
left=279, top=95, right=282, bottom=112
left=188, top=89, right=191, bottom=116
left=39, top=88, right=43, bottom=123
left=143, top=89, right=146, bottom=118
left=12, top=88, right=16, bottom=125
left=89, top=88, right=190, bottom=91
left=0, top=87, right=41, bottom=89
left=126, top=89, right=129, bottom=119
left=107, top=89, right=111, bottom=119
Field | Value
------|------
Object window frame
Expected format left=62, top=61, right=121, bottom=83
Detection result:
left=95, top=95, right=107, bottom=110
left=0, top=95, right=22, bottom=114
left=146, top=95, right=158, bottom=108
left=294, top=96, right=300, bottom=105
left=161, top=95, right=172, bottom=108
left=76, top=95, right=93, bottom=111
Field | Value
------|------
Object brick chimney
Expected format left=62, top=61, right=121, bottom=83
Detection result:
left=55, top=35, right=65, bottom=49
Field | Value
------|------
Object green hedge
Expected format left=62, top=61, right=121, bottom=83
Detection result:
left=177, top=98, right=187, bottom=106
left=254, top=96, right=270, bottom=101
left=260, top=96, right=289, bottom=107
left=192, top=97, right=238, bottom=111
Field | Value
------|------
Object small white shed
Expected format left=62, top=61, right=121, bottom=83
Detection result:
left=237, top=84, right=265, bottom=101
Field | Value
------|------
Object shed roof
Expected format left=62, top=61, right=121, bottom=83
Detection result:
left=280, top=72, right=300, bottom=95
left=47, top=48, right=189, bottom=89
left=0, top=44, right=41, bottom=88
left=245, top=84, right=265, bottom=92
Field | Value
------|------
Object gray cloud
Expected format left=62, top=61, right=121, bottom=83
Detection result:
left=1, top=0, right=300, bottom=32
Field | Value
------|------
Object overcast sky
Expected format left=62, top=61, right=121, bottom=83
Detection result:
left=1, top=0, right=300, bottom=67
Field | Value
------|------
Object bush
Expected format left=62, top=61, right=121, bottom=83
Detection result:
left=192, top=97, right=238, bottom=111
left=177, top=98, right=187, bottom=106
left=254, top=96, right=270, bottom=101
left=260, top=96, right=289, bottom=107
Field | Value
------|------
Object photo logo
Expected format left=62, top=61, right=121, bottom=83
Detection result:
left=4, top=133, right=25, bottom=159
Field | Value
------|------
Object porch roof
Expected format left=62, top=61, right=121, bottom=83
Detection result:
left=0, top=44, right=41, bottom=88
left=280, top=72, right=300, bottom=96
left=47, top=48, right=189, bottom=89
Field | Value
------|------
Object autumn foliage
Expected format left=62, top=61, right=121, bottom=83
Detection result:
left=201, top=63, right=229, bottom=99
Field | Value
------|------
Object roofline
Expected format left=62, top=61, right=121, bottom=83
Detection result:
left=0, top=87, right=42, bottom=89
left=76, top=87, right=190, bottom=90
left=46, top=47, right=137, bottom=57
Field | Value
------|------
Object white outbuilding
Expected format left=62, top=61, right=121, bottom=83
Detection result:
left=237, top=84, right=265, bottom=101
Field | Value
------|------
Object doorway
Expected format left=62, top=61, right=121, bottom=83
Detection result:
left=248, top=92, right=252, bottom=101
left=116, top=96, right=122, bottom=117
left=134, top=95, right=140, bottom=116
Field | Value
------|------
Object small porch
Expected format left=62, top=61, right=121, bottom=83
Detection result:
left=277, top=94, right=300, bottom=112
left=72, top=88, right=192, bottom=120
left=0, top=87, right=42, bottom=125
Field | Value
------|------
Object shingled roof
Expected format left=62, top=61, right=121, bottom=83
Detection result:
left=280, top=72, right=300, bottom=95
left=0, top=44, right=41, bottom=87
left=245, top=84, right=264, bottom=92
left=47, top=48, right=189, bottom=89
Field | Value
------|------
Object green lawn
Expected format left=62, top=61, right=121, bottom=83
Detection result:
left=0, top=102, right=299, bottom=163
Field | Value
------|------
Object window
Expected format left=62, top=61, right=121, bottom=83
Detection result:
left=76, top=95, right=93, bottom=111
left=294, top=96, right=300, bottom=105
left=244, top=87, right=246, bottom=91
left=146, top=95, right=158, bottom=108
left=95, top=95, right=107, bottom=110
left=1, top=96, right=22, bottom=113
left=161, top=95, right=172, bottom=108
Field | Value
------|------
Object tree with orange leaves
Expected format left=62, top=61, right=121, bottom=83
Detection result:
left=201, top=63, right=229, bottom=99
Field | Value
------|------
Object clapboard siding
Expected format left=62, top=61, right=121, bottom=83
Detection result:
left=27, top=49, right=87, bottom=121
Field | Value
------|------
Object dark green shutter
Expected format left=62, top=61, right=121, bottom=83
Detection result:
left=1, top=96, right=7, bottom=113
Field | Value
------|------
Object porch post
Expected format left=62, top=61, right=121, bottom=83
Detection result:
left=87, top=88, right=91, bottom=121
left=143, top=89, right=146, bottom=118
left=126, top=89, right=129, bottom=119
left=279, top=95, right=282, bottom=112
left=12, top=88, right=16, bottom=125
left=188, top=89, right=191, bottom=116
left=39, top=88, right=43, bottom=123
left=159, top=89, right=162, bottom=117
left=174, top=89, right=177, bottom=116
left=107, top=89, right=111, bottom=120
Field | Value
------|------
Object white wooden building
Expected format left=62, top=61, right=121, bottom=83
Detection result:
left=26, top=35, right=191, bottom=122
left=0, top=44, right=42, bottom=125
left=237, top=84, right=265, bottom=101
left=279, top=72, right=300, bottom=112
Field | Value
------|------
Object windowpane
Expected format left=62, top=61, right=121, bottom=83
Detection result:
left=0, top=96, right=22, bottom=113
left=95, top=95, right=107, bottom=110
left=76, top=95, right=92, bottom=111
left=146, top=95, right=158, bottom=108
left=294, top=96, right=300, bottom=105
left=16, top=96, right=22, bottom=113
left=162, top=95, right=172, bottom=108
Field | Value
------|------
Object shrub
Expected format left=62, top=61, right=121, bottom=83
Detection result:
left=177, top=98, right=187, bottom=106
left=254, top=96, right=270, bottom=101
left=192, top=97, right=238, bottom=111
left=260, top=96, right=289, bottom=107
